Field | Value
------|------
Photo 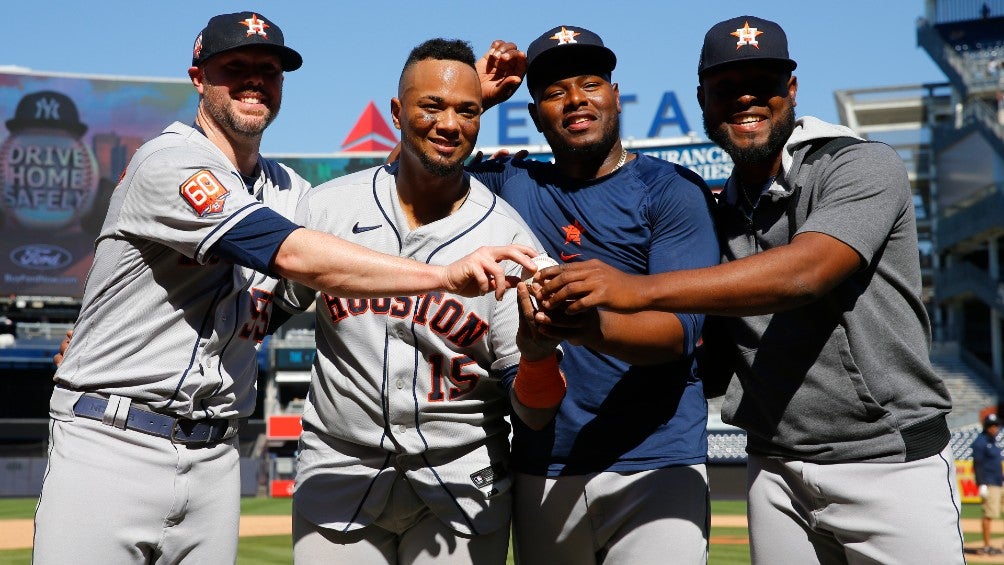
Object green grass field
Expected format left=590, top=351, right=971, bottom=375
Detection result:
left=0, top=498, right=758, bottom=565
left=3, top=497, right=998, bottom=564
left=28, top=497, right=997, bottom=564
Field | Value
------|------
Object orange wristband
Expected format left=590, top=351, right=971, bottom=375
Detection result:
left=514, top=353, right=566, bottom=408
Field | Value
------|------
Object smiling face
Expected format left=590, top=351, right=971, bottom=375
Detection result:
left=392, top=58, right=481, bottom=178
left=193, top=46, right=284, bottom=139
left=529, top=73, right=621, bottom=160
left=698, top=63, right=797, bottom=172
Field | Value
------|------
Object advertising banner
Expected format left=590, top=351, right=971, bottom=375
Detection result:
left=269, top=154, right=387, bottom=187
left=0, top=70, right=198, bottom=298
left=474, top=139, right=732, bottom=190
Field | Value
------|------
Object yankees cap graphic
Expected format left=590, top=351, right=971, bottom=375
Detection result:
left=525, top=25, right=616, bottom=94
left=698, top=15, right=797, bottom=77
left=5, top=90, right=88, bottom=138
left=192, top=11, right=303, bottom=71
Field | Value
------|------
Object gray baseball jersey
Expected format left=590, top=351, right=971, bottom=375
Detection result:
left=290, top=164, right=542, bottom=537
left=35, top=121, right=309, bottom=564
left=54, top=121, right=308, bottom=419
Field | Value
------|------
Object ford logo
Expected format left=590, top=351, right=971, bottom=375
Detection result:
left=10, top=244, right=73, bottom=270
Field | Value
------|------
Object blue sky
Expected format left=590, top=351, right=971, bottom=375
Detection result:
left=4, top=1, right=947, bottom=155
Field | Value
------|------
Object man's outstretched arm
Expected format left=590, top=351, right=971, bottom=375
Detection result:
left=539, top=232, right=863, bottom=316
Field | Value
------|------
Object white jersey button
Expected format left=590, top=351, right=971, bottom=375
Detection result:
left=394, top=424, right=406, bottom=434
left=396, top=379, right=406, bottom=390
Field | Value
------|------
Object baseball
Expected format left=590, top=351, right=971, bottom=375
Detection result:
left=521, top=254, right=560, bottom=284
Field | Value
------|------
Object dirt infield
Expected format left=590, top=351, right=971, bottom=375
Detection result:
left=0, top=515, right=292, bottom=550
left=5, top=514, right=1004, bottom=562
left=0, top=520, right=30, bottom=551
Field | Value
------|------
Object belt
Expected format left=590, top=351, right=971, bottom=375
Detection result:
left=72, top=394, right=239, bottom=446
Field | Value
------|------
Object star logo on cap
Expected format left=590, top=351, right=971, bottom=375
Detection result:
left=241, top=13, right=270, bottom=38
left=731, top=21, right=763, bottom=49
left=550, top=26, right=580, bottom=45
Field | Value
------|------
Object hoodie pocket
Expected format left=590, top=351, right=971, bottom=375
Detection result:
left=725, top=319, right=894, bottom=458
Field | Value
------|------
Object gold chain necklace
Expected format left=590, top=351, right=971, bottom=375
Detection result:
left=610, top=147, right=628, bottom=173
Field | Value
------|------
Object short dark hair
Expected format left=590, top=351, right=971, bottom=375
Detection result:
left=399, top=38, right=476, bottom=86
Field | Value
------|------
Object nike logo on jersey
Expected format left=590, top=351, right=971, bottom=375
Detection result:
left=559, top=252, right=581, bottom=261
left=352, top=222, right=382, bottom=233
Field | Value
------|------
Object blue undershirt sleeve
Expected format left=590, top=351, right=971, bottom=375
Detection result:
left=499, top=364, right=519, bottom=392
left=210, top=207, right=302, bottom=277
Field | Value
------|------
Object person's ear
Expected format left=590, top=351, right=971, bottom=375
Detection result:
left=391, top=98, right=402, bottom=129
left=527, top=102, right=543, bottom=133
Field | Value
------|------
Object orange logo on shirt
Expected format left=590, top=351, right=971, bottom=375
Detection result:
left=559, top=219, right=585, bottom=261
left=180, top=170, right=229, bottom=217
left=562, top=220, right=585, bottom=245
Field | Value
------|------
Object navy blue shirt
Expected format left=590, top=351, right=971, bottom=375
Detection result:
left=469, top=154, right=720, bottom=475
left=973, top=431, right=1004, bottom=486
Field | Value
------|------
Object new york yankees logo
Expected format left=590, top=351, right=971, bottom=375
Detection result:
left=241, top=14, right=269, bottom=38
left=34, top=97, right=61, bottom=121
left=731, top=21, right=763, bottom=50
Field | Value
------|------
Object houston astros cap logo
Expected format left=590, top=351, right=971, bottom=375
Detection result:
left=698, top=15, right=796, bottom=76
left=526, top=25, right=616, bottom=92
left=550, top=27, right=580, bottom=45
left=241, top=14, right=269, bottom=38
left=192, top=11, right=302, bottom=71
left=731, top=21, right=763, bottom=49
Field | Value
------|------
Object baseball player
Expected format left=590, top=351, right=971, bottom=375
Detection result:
left=289, top=39, right=563, bottom=564
left=540, top=15, right=964, bottom=564
left=466, top=27, right=720, bottom=564
left=973, top=413, right=1004, bottom=555
left=33, top=14, right=536, bottom=565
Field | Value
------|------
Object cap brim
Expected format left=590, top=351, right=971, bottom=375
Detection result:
left=5, top=118, right=87, bottom=138
left=276, top=46, right=303, bottom=72
left=526, top=44, right=616, bottom=91
left=202, top=44, right=303, bottom=72
left=699, top=57, right=796, bottom=77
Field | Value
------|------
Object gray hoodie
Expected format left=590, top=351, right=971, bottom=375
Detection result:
left=716, top=116, right=952, bottom=463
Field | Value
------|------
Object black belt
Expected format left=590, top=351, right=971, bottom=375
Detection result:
left=72, top=395, right=238, bottom=446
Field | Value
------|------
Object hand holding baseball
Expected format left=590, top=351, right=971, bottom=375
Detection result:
left=443, top=244, right=538, bottom=299
left=521, top=254, right=560, bottom=285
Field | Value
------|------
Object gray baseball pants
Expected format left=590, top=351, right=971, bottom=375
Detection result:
left=746, top=446, right=965, bottom=564
left=33, top=390, right=241, bottom=564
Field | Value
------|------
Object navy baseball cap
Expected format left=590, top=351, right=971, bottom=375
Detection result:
left=698, top=16, right=796, bottom=77
left=985, top=413, right=1000, bottom=428
left=525, top=25, right=616, bottom=94
left=192, top=12, right=302, bottom=71
left=6, top=91, right=88, bottom=138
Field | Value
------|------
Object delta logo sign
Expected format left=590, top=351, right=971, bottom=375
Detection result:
left=340, top=92, right=731, bottom=187
left=340, top=101, right=398, bottom=152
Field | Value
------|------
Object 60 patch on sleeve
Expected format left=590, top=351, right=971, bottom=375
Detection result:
left=180, top=170, right=230, bottom=217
